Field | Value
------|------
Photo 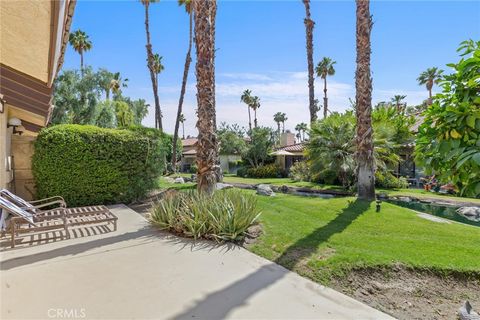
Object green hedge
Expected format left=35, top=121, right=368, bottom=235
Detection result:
left=246, top=164, right=286, bottom=178
left=33, top=124, right=166, bottom=206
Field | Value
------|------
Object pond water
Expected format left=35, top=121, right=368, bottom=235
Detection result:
left=386, top=199, right=480, bottom=227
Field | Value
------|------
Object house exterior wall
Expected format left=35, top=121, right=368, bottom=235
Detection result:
left=0, top=105, right=11, bottom=189
left=11, top=135, right=36, bottom=200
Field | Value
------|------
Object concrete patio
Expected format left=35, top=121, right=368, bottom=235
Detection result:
left=0, top=205, right=393, bottom=319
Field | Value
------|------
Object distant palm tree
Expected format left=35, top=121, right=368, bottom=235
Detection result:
left=273, top=112, right=283, bottom=137
left=295, top=122, right=308, bottom=141
left=241, top=89, right=253, bottom=132
left=417, top=67, right=443, bottom=105
left=391, top=94, right=406, bottom=113
left=141, top=0, right=163, bottom=130
left=316, top=57, right=336, bottom=119
left=250, top=96, right=261, bottom=128
left=280, top=113, right=287, bottom=133
left=302, top=0, right=316, bottom=123
left=179, top=114, right=186, bottom=139
left=68, top=30, right=92, bottom=73
left=355, top=0, right=375, bottom=200
left=194, top=0, right=218, bottom=193
left=110, top=72, right=129, bottom=99
left=172, top=0, right=194, bottom=171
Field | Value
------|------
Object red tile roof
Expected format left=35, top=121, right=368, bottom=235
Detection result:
left=276, top=143, right=305, bottom=153
left=182, top=138, right=198, bottom=147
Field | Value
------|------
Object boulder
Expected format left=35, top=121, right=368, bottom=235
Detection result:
left=216, top=183, right=233, bottom=190
left=279, top=185, right=290, bottom=193
left=458, top=301, right=480, bottom=320
left=256, top=184, right=275, bottom=196
left=174, top=177, right=185, bottom=184
left=456, top=207, right=480, bottom=222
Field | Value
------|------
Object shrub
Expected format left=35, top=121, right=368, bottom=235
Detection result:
left=289, top=161, right=311, bottom=182
left=236, top=166, right=248, bottom=177
left=247, top=164, right=286, bottom=178
left=189, top=163, right=198, bottom=174
left=33, top=124, right=166, bottom=206
left=375, top=171, right=409, bottom=189
left=150, top=190, right=261, bottom=241
left=127, top=125, right=181, bottom=164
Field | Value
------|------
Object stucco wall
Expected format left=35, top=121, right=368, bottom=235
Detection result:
left=10, top=135, right=36, bottom=200
left=0, top=106, right=13, bottom=189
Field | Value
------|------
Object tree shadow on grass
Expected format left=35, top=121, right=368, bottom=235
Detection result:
left=171, top=198, right=372, bottom=320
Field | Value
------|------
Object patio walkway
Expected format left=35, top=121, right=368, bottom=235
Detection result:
left=0, top=205, right=394, bottom=320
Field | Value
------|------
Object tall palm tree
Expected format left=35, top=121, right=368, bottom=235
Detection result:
left=151, top=53, right=165, bottom=128
left=281, top=113, right=288, bottom=133
left=273, top=112, right=283, bottom=137
left=172, top=0, right=194, bottom=171
left=391, top=94, right=406, bottom=113
left=302, top=0, right=316, bottom=123
left=417, top=67, right=443, bottom=105
left=250, top=96, right=261, bottom=128
left=316, top=57, right=336, bottom=119
left=68, top=30, right=92, bottom=73
left=141, top=0, right=163, bottom=130
left=241, top=89, right=253, bottom=132
left=355, top=0, right=375, bottom=200
left=194, top=0, right=218, bottom=194
left=179, top=113, right=186, bottom=139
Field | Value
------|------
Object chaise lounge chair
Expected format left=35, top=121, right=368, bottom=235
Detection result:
left=0, top=189, right=118, bottom=248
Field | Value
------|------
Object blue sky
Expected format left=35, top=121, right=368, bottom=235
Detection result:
left=63, top=0, right=480, bottom=136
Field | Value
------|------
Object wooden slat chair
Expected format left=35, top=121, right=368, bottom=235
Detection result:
left=0, top=190, right=118, bottom=242
left=0, top=197, right=69, bottom=248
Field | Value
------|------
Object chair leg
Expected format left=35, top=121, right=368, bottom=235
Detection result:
left=63, top=215, right=70, bottom=239
left=11, top=222, right=15, bottom=249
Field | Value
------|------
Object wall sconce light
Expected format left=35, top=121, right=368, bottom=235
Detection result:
left=8, top=117, right=24, bottom=135
left=0, top=94, right=5, bottom=113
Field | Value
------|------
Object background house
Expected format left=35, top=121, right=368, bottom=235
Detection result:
left=274, top=132, right=305, bottom=173
left=0, top=0, right=75, bottom=199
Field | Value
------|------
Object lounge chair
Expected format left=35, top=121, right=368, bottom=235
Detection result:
left=0, top=190, right=118, bottom=248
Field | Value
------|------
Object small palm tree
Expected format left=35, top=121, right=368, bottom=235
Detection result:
left=68, top=30, right=92, bottom=73
left=110, top=72, right=129, bottom=99
left=273, top=112, right=283, bottom=137
left=281, top=113, right=287, bottom=133
left=417, top=67, right=443, bottom=105
left=295, top=122, right=308, bottom=141
left=391, top=95, right=406, bottom=113
left=250, top=96, right=261, bottom=128
left=241, top=89, right=253, bottom=132
left=179, top=114, right=186, bottom=139
left=315, top=57, right=336, bottom=119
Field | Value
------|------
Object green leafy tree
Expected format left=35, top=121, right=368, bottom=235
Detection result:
left=129, top=98, right=149, bottom=125
left=417, top=67, right=443, bottom=105
left=217, top=122, right=247, bottom=155
left=95, top=101, right=117, bottom=128
left=416, top=40, right=480, bottom=197
left=68, top=30, right=92, bottom=73
left=242, top=127, right=275, bottom=168
left=114, top=101, right=135, bottom=128
left=316, top=57, right=336, bottom=119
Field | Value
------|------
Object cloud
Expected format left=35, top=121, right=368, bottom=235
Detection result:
left=219, top=72, right=273, bottom=81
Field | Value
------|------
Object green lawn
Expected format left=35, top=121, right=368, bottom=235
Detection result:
left=249, top=192, right=480, bottom=283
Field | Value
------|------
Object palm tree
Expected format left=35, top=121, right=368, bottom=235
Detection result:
left=110, top=72, right=129, bottom=99
left=98, top=68, right=114, bottom=100
left=355, top=0, right=375, bottom=200
left=417, top=67, right=443, bottom=105
left=172, top=0, right=194, bottom=171
left=273, top=112, right=283, bottom=137
left=316, top=57, right=336, bottom=119
left=391, top=94, right=406, bottom=113
left=295, top=123, right=302, bottom=142
left=295, top=122, right=308, bottom=141
left=241, top=89, right=253, bottom=132
left=194, top=0, right=218, bottom=194
left=281, top=113, right=288, bottom=133
left=179, top=114, right=186, bottom=139
left=141, top=0, right=163, bottom=130
left=151, top=53, right=165, bottom=128
left=302, top=0, right=316, bottom=123
left=68, top=30, right=92, bottom=73
left=251, top=96, right=261, bottom=128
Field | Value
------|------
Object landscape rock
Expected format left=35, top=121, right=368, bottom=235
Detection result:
left=174, top=177, right=185, bottom=184
left=279, top=185, right=290, bottom=193
left=164, top=177, right=175, bottom=183
left=458, top=301, right=480, bottom=320
left=216, top=183, right=233, bottom=190
left=256, top=184, right=275, bottom=196
left=191, top=174, right=197, bottom=182
left=456, top=207, right=480, bottom=222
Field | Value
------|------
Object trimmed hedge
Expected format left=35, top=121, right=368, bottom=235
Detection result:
left=33, top=124, right=166, bottom=206
left=246, top=164, right=286, bottom=178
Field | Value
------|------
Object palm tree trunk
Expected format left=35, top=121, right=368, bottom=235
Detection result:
left=355, top=0, right=375, bottom=200
left=144, top=2, right=163, bottom=130
left=248, top=106, right=252, bottom=132
left=182, top=122, right=185, bottom=139
left=254, top=109, right=257, bottom=128
left=194, top=0, right=218, bottom=194
left=427, top=82, right=433, bottom=105
left=172, top=12, right=193, bottom=171
left=80, top=51, right=84, bottom=75
left=303, top=0, right=316, bottom=124
left=323, top=77, right=328, bottom=119
left=282, top=121, right=285, bottom=133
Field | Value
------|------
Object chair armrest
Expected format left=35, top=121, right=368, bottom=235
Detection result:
left=30, top=196, right=66, bottom=206
left=24, top=199, right=66, bottom=210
